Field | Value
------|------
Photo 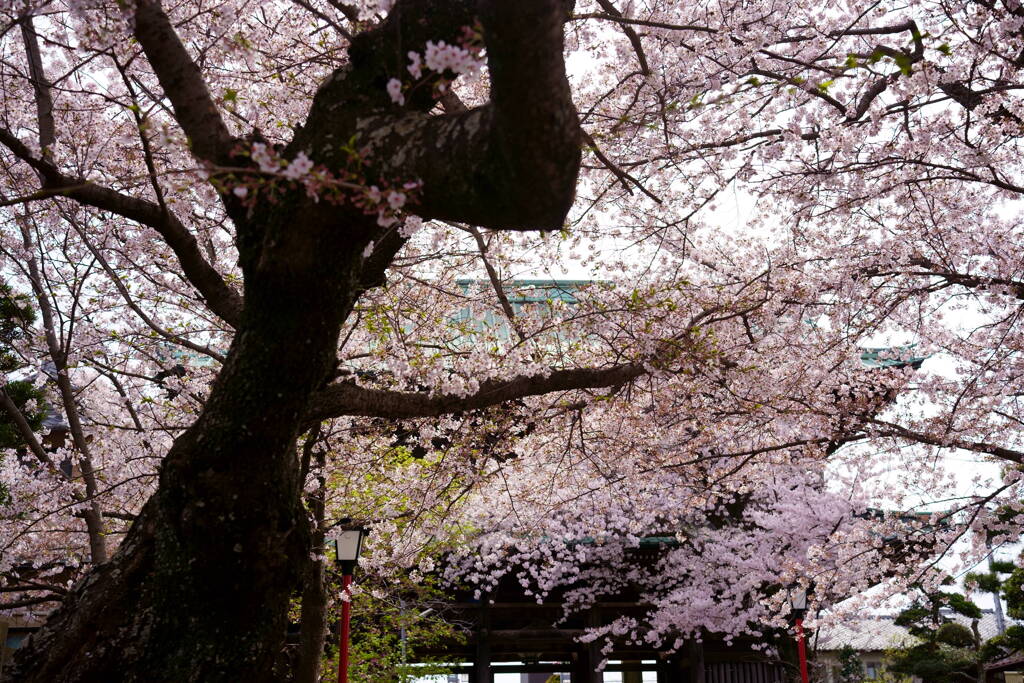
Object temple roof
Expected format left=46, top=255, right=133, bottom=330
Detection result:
left=815, top=610, right=1009, bottom=652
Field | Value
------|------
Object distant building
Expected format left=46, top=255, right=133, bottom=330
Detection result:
left=0, top=615, right=42, bottom=673
left=815, top=610, right=1015, bottom=683
left=987, top=653, right=1024, bottom=683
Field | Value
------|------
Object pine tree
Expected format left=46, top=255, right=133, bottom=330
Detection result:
left=888, top=561, right=1024, bottom=683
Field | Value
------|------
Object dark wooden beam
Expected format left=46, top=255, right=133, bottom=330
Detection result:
left=689, top=639, right=706, bottom=683
left=472, top=600, right=491, bottom=683
left=585, top=606, right=603, bottom=683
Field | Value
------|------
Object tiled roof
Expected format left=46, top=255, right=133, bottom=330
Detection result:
left=815, top=611, right=1008, bottom=652
left=986, top=652, right=1024, bottom=671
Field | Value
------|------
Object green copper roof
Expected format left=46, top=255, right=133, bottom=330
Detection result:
left=859, top=344, right=928, bottom=369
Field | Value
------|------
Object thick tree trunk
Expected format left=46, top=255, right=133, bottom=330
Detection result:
left=9, top=217, right=367, bottom=681
left=296, top=447, right=329, bottom=683
left=295, top=556, right=329, bottom=683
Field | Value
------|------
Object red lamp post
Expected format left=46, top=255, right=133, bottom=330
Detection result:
left=789, top=587, right=810, bottom=683
left=338, top=572, right=352, bottom=683
left=330, top=524, right=368, bottom=683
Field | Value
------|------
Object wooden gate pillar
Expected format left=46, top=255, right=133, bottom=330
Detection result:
left=689, top=639, right=706, bottom=683
left=470, top=600, right=491, bottom=683
left=623, top=662, right=644, bottom=683
left=580, top=607, right=602, bottom=683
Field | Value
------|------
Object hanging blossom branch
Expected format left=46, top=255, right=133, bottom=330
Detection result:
left=218, top=142, right=423, bottom=231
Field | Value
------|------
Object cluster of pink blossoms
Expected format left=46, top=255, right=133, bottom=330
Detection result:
left=387, top=37, right=484, bottom=105
left=363, top=183, right=422, bottom=229
left=231, top=142, right=420, bottom=229
left=238, top=142, right=317, bottom=192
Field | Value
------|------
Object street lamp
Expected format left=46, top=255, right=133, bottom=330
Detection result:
left=328, top=522, right=368, bottom=683
left=788, top=587, right=810, bottom=683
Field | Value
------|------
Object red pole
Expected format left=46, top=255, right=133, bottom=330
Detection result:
left=796, top=617, right=810, bottom=683
left=338, top=573, right=352, bottom=683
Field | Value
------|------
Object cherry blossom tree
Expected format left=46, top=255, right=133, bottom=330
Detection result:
left=0, top=0, right=1022, bottom=681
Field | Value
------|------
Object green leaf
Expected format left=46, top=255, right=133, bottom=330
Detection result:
left=893, top=53, right=914, bottom=75
left=223, top=88, right=238, bottom=103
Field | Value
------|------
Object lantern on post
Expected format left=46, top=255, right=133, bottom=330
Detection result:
left=788, top=586, right=810, bottom=683
left=328, top=521, right=368, bottom=683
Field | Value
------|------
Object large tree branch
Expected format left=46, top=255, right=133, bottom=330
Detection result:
left=355, top=227, right=407, bottom=293
left=453, top=0, right=581, bottom=229
left=861, top=256, right=1024, bottom=300
left=132, top=0, right=235, bottom=165
left=19, top=16, right=55, bottom=156
left=304, top=362, right=644, bottom=422
left=938, top=81, right=1024, bottom=125
left=868, top=418, right=1024, bottom=465
left=0, top=596, right=63, bottom=610
left=296, top=0, right=581, bottom=231
left=594, top=0, right=650, bottom=76
left=0, top=128, right=242, bottom=326
left=571, top=12, right=715, bottom=33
